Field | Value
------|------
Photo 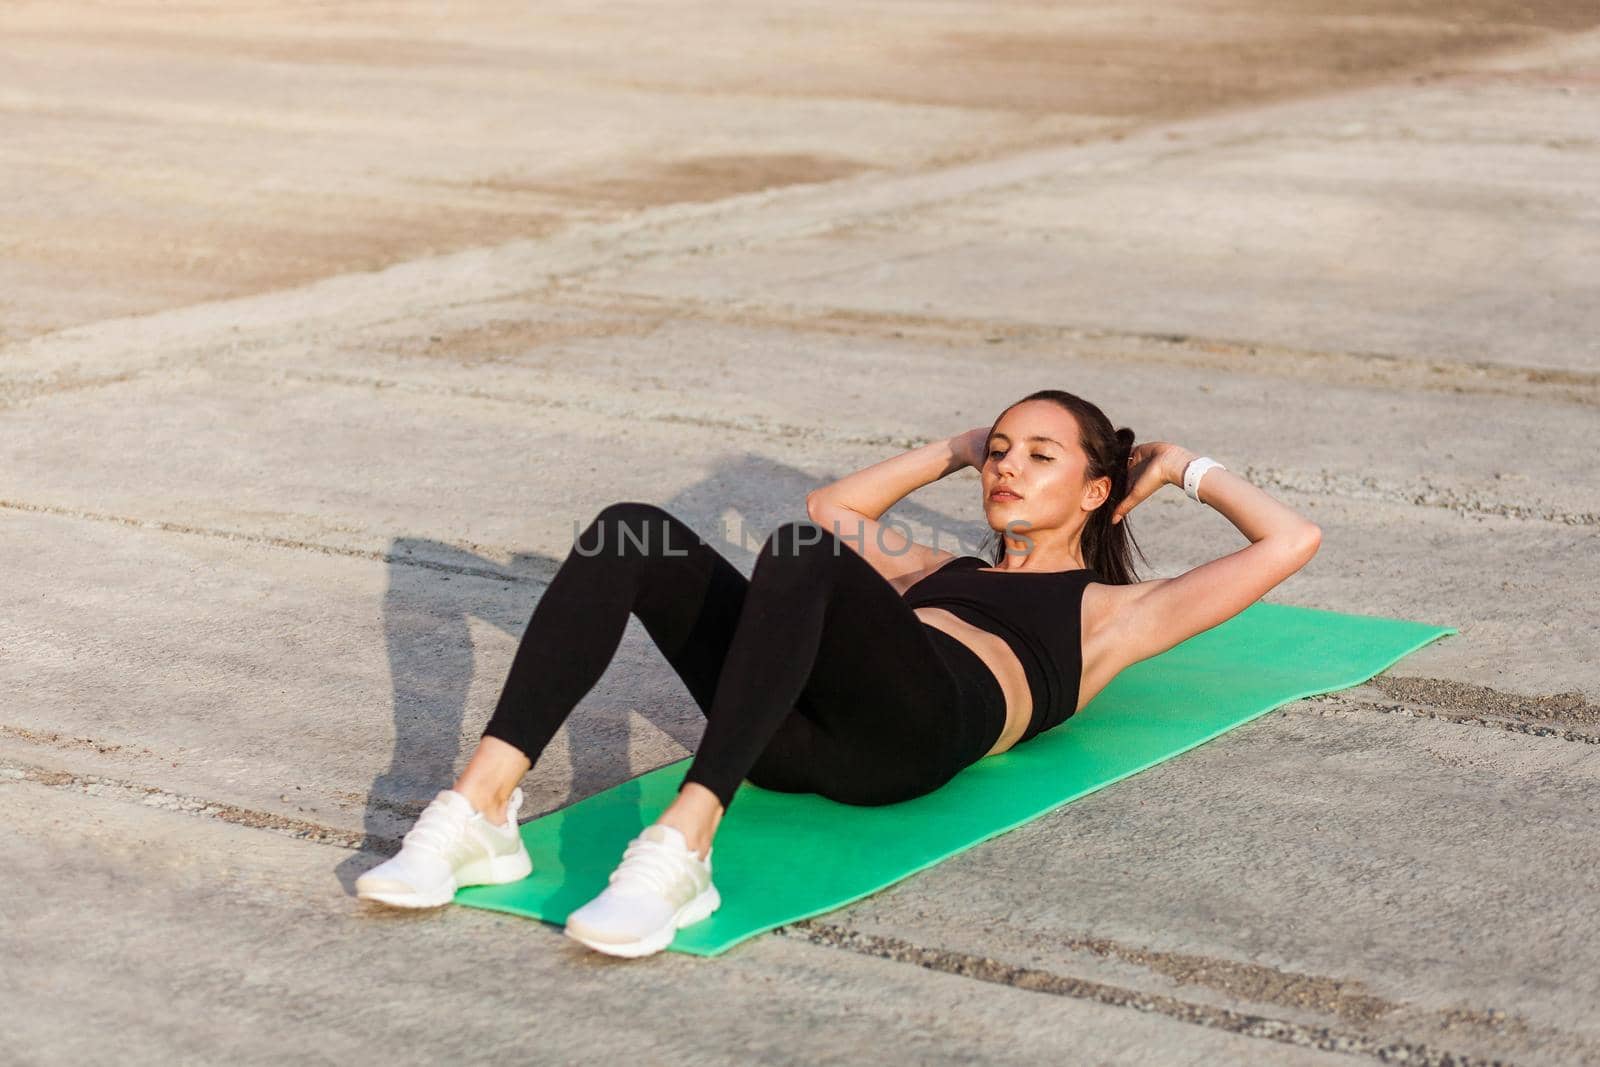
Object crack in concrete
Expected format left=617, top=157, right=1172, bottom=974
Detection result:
left=0, top=722, right=141, bottom=755
left=992, top=927, right=1397, bottom=1025
left=1308, top=692, right=1600, bottom=745
left=0, top=727, right=440, bottom=829
left=925, top=923, right=1538, bottom=1049
left=0, top=759, right=393, bottom=853
left=553, top=290, right=1600, bottom=409
left=1239, top=465, right=1598, bottom=527
left=0, top=496, right=549, bottom=582
left=1307, top=674, right=1600, bottom=742
left=1366, top=675, right=1600, bottom=726
left=775, top=920, right=1516, bottom=1066
left=0, top=368, right=144, bottom=411
left=264, top=366, right=928, bottom=451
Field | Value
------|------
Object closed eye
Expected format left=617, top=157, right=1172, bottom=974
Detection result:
left=987, top=449, right=1055, bottom=461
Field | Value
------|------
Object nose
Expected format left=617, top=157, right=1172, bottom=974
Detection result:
left=992, top=449, right=1024, bottom=479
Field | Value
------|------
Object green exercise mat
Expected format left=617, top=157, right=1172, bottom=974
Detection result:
left=455, top=601, right=1455, bottom=955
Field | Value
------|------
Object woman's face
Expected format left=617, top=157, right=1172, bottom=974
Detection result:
left=981, top=400, right=1104, bottom=545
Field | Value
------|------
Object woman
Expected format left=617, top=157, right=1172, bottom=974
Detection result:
left=356, top=389, right=1321, bottom=958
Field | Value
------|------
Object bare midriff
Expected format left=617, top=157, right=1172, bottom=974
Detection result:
left=912, top=606, right=1033, bottom=757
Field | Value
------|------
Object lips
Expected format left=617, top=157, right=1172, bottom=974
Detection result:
left=989, top=488, right=1021, bottom=501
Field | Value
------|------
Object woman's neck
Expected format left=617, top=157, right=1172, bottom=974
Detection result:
left=992, top=538, right=1086, bottom=572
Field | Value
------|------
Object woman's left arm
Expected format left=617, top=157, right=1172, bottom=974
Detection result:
left=1107, top=445, right=1322, bottom=668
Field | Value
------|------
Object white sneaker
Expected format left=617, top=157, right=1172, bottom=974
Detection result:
left=563, top=824, right=721, bottom=958
left=356, top=787, right=531, bottom=908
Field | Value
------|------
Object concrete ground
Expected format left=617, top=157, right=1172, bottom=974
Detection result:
left=3, top=3, right=1598, bottom=1064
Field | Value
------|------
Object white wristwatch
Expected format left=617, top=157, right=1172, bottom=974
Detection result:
left=1183, top=456, right=1225, bottom=503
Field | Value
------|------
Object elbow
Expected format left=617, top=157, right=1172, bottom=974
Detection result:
left=808, top=492, right=862, bottom=524
left=1294, top=523, right=1322, bottom=562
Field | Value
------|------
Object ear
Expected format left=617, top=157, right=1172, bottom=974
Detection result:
left=1082, top=473, right=1112, bottom=512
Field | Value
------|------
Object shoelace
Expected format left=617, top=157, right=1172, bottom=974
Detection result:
left=402, top=796, right=472, bottom=856
left=608, top=837, right=700, bottom=898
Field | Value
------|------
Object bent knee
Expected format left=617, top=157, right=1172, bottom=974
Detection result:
left=585, top=500, right=674, bottom=543
left=593, top=500, right=670, bottom=527
left=574, top=500, right=681, bottom=558
left=760, top=520, right=843, bottom=565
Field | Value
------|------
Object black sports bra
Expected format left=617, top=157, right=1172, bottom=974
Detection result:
left=902, top=555, right=1097, bottom=744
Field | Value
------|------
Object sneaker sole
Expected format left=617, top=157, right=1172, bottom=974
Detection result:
left=564, top=882, right=722, bottom=958
left=356, top=846, right=532, bottom=909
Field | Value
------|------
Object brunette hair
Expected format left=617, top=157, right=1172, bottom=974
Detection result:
left=979, top=389, right=1147, bottom=585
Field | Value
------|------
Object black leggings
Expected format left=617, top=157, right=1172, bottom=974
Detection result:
left=481, top=502, right=1008, bottom=814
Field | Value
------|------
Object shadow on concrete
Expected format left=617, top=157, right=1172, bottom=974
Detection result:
left=334, top=451, right=992, bottom=892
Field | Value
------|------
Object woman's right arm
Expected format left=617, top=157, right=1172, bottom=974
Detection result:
left=804, top=427, right=989, bottom=583
left=805, top=427, right=987, bottom=520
